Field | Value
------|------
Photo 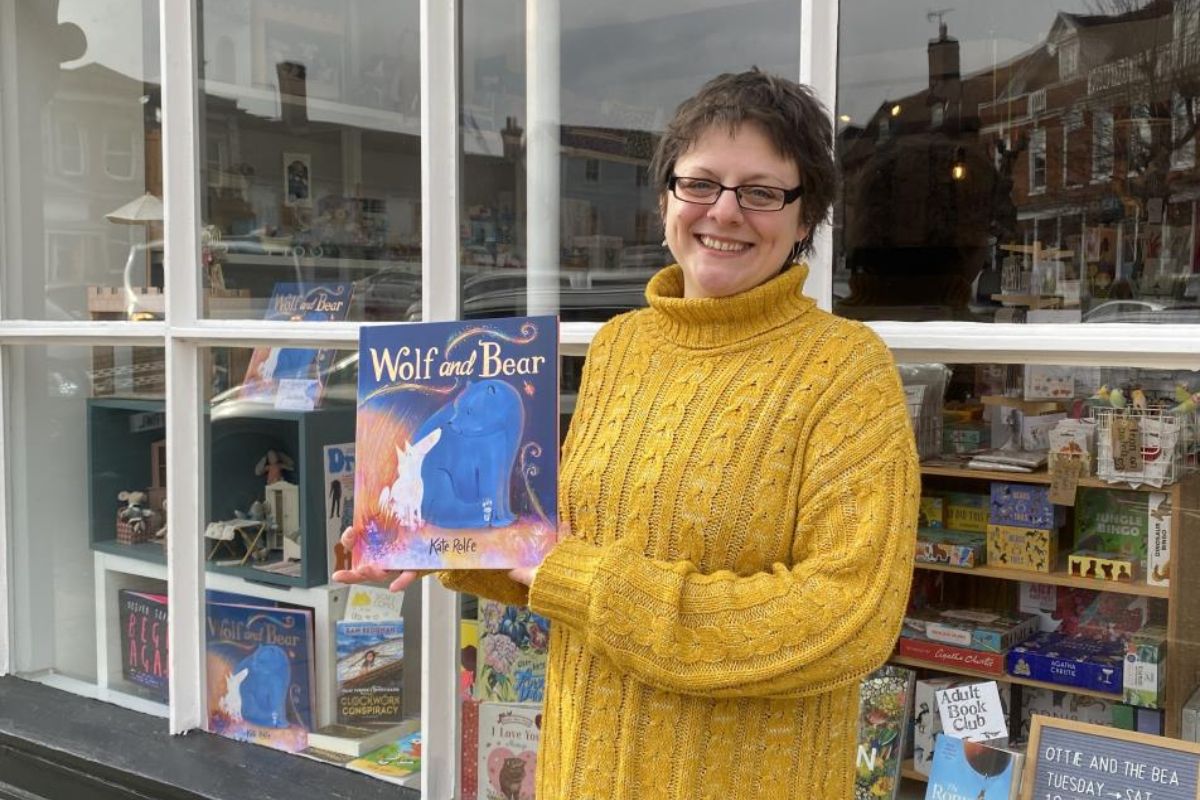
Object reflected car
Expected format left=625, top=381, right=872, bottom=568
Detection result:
left=1081, top=300, right=1200, bottom=324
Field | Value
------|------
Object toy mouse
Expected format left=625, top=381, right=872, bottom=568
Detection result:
left=118, top=490, right=154, bottom=536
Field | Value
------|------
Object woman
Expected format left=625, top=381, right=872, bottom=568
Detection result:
left=337, top=68, right=918, bottom=798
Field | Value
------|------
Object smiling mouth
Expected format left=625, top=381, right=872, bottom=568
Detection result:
left=697, top=234, right=751, bottom=253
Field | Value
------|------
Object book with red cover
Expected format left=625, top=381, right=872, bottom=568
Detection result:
left=897, top=637, right=1006, bottom=676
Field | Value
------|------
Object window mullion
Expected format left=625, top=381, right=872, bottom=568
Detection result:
left=799, top=0, right=839, bottom=311
left=421, top=0, right=462, bottom=796
left=160, top=0, right=204, bottom=736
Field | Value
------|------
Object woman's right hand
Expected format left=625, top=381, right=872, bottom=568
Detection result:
left=331, top=526, right=426, bottom=593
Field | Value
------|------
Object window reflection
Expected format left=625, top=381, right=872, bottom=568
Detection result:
left=836, top=2, right=1200, bottom=323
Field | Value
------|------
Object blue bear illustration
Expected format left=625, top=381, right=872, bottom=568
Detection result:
left=415, top=379, right=524, bottom=528
left=235, top=645, right=291, bottom=728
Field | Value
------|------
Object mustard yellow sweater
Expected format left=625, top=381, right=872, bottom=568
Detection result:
left=443, top=263, right=919, bottom=799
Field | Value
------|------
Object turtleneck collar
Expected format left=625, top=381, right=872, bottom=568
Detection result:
left=644, top=263, right=816, bottom=349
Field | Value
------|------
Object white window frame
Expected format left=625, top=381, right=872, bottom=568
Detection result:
left=102, top=124, right=139, bottom=181
left=3, top=2, right=1200, bottom=798
left=54, top=116, right=86, bottom=177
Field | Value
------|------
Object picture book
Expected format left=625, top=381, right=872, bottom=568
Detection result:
left=353, top=316, right=558, bottom=569
left=855, top=665, right=915, bottom=800
left=346, top=730, right=422, bottom=785
left=324, top=442, right=356, bottom=575
left=924, top=735, right=1023, bottom=800
left=240, top=282, right=353, bottom=407
left=462, top=698, right=481, bottom=800
left=477, top=600, right=549, bottom=704
left=343, top=584, right=406, bottom=623
left=478, top=702, right=541, bottom=800
left=307, top=718, right=418, bottom=757
left=336, top=619, right=405, bottom=724
left=118, top=589, right=168, bottom=703
left=205, top=599, right=315, bottom=752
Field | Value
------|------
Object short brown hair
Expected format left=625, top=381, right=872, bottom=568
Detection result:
left=649, top=68, right=835, bottom=258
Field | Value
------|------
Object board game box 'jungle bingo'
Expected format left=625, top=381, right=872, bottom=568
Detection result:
left=353, top=316, right=558, bottom=570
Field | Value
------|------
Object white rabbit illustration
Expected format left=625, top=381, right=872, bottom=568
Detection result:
left=379, top=428, right=442, bottom=529
left=219, top=667, right=248, bottom=721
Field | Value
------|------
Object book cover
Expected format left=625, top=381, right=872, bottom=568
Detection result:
left=118, top=589, right=169, bottom=702
left=855, top=665, right=915, bottom=800
left=205, top=600, right=316, bottom=752
left=924, top=735, right=1023, bottom=800
left=240, top=282, right=353, bottom=407
left=324, top=442, right=356, bottom=575
left=307, top=719, right=418, bottom=757
left=478, top=702, right=541, bottom=800
left=477, top=600, right=549, bottom=704
left=462, top=698, right=481, bottom=800
left=346, top=730, right=422, bottom=784
left=336, top=619, right=405, bottom=724
left=353, top=316, right=558, bottom=569
left=343, top=584, right=406, bottom=623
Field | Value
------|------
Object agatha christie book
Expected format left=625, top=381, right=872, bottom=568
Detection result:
left=205, top=599, right=316, bottom=753
left=924, top=735, right=1023, bottom=800
left=118, top=589, right=169, bottom=702
left=855, top=665, right=915, bottom=800
left=353, top=316, right=558, bottom=569
left=241, top=282, right=353, bottom=407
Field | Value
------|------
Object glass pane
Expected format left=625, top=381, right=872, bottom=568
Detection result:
left=836, top=3, right=1200, bottom=323
left=7, top=343, right=168, bottom=713
left=459, top=0, right=801, bottom=322
left=198, top=2, right=422, bottom=321
left=1, top=3, right=163, bottom=321
left=201, top=346, right=420, bottom=780
left=893, top=360, right=1199, bottom=795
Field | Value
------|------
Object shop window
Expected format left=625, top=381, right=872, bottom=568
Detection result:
left=55, top=118, right=86, bottom=177
left=1093, top=110, right=1115, bottom=180
left=1130, top=104, right=1152, bottom=175
left=103, top=125, right=138, bottom=181
left=1171, top=94, right=1196, bottom=171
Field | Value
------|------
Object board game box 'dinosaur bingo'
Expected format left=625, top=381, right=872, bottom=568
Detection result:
left=353, top=317, right=559, bottom=570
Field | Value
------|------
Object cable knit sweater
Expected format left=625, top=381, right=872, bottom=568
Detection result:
left=442, top=263, right=919, bottom=799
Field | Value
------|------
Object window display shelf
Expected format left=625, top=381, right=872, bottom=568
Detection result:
left=920, top=463, right=1170, bottom=491
left=913, top=560, right=1170, bottom=598
left=900, top=759, right=926, bottom=783
left=93, top=550, right=349, bottom=727
left=889, top=654, right=1124, bottom=702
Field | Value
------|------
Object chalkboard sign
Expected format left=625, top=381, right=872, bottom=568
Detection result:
left=1022, top=716, right=1200, bottom=799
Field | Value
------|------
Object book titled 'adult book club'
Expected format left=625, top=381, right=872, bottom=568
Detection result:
left=353, top=317, right=558, bottom=570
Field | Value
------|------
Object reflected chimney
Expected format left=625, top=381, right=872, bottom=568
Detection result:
left=928, top=22, right=961, bottom=95
left=276, top=60, right=309, bottom=127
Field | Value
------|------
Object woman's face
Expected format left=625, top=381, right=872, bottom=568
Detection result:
left=663, top=123, right=809, bottom=299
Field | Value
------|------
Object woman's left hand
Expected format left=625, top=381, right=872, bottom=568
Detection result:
left=508, top=566, right=539, bottom=587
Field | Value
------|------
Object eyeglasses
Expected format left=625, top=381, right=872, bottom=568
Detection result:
left=668, top=175, right=803, bottom=212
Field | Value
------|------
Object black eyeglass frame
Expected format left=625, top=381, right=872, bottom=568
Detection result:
left=667, top=174, right=804, bottom=211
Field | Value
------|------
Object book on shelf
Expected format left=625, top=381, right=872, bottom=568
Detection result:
left=118, top=589, right=169, bottom=703
left=336, top=619, right=405, bottom=724
left=477, top=600, right=549, bottom=703
left=307, top=718, right=419, bottom=757
left=346, top=730, right=422, bottom=785
left=205, top=598, right=316, bottom=753
left=344, top=584, right=406, bottom=623
left=855, top=665, right=914, bottom=800
left=324, top=442, right=356, bottom=575
left=965, top=449, right=1048, bottom=472
left=479, top=702, right=540, bottom=800
left=924, top=735, right=1023, bottom=800
left=239, top=282, right=353, bottom=408
left=353, top=316, right=559, bottom=570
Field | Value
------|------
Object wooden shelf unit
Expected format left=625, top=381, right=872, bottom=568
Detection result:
left=909, top=466, right=1200, bottom=739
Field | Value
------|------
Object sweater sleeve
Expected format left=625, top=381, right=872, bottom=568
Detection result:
left=528, top=347, right=919, bottom=699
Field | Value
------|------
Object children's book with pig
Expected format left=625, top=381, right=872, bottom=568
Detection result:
left=353, top=316, right=558, bottom=569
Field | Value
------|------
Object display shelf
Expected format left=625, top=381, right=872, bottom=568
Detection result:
left=912, top=560, right=1170, bottom=598
left=900, top=759, right=926, bottom=783
left=93, top=550, right=348, bottom=727
left=921, top=462, right=1172, bottom=491
left=889, top=654, right=1124, bottom=702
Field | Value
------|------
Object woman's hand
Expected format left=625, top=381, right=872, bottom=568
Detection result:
left=331, top=526, right=426, bottom=593
left=508, top=565, right=539, bottom=587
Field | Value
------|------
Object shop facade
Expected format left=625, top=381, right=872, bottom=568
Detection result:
left=1, top=0, right=1199, bottom=798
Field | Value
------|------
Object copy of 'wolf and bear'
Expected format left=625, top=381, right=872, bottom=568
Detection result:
left=353, top=316, right=558, bottom=570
